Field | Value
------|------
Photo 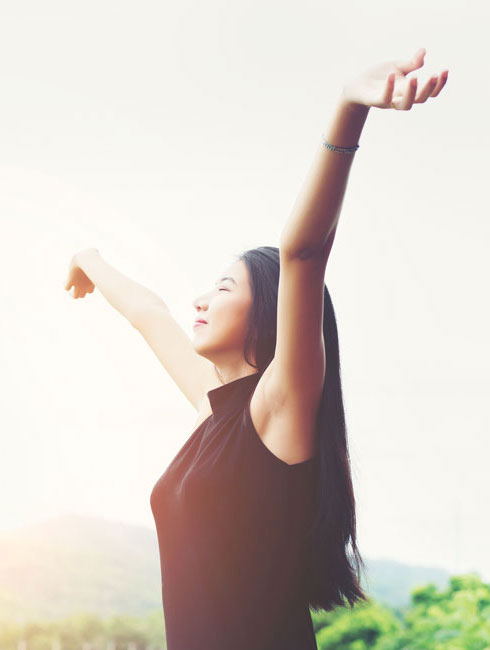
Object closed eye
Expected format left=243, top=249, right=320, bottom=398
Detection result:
left=219, top=288, right=229, bottom=291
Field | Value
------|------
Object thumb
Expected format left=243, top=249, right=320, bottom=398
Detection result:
left=396, top=47, right=426, bottom=75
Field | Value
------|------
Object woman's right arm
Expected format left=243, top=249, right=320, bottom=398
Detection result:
left=64, top=248, right=218, bottom=410
left=64, top=248, right=165, bottom=322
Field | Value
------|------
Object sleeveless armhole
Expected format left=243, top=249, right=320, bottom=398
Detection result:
left=243, top=390, right=316, bottom=471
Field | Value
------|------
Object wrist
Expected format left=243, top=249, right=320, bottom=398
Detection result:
left=73, top=248, right=100, bottom=270
left=321, top=95, right=370, bottom=150
left=338, top=92, right=370, bottom=115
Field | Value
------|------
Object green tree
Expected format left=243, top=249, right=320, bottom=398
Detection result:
left=310, top=573, right=490, bottom=650
left=386, top=573, right=490, bottom=650
left=311, top=598, right=401, bottom=649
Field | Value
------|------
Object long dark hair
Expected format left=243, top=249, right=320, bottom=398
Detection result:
left=236, top=245, right=367, bottom=612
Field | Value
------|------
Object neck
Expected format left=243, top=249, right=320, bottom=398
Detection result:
left=214, top=364, right=258, bottom=385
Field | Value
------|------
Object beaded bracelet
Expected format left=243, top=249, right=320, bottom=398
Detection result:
left=321, top=134, right=359, bottom=154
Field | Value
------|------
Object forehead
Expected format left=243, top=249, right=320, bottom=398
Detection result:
left=218, top=260, right=248, bottom=285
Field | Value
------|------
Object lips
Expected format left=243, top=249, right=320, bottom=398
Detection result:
left=194, top=319, right=207, bottom=326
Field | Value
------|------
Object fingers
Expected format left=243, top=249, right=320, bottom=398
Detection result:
left=414, top=75, right=439, bottom=104
left=430, top=70, right=449, bottom=97
left=383, top=72, right=396, bottom=106
left=392, top=69, right=449, bottom=110
left=69, top=284, right=94, bottom=298
left=413, top=71, right=449, bottom=103
left=397, top=77, right=418, bottom=110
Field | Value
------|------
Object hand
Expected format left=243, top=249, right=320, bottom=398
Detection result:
left=64, top=248, right=99, bottom=299
left=341, top=47, right=449, bottom=110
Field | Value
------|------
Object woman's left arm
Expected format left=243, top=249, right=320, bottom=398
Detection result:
left=265, top=49, right=449, bottom=425
left=280, top=47, right=449, bottom=258
left=279, top=99, right=369, bottom=258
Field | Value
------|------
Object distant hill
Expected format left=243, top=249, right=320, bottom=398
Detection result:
left=361, top=556, right=449, bottom=609
left=0, top=514, right=162, bottom=623
left=0, top=514, right=450, bottom=622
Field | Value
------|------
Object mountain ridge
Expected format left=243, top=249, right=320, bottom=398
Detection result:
left=0, top=513, right=450, bottom=622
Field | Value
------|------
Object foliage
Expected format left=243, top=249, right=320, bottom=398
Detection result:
left=0, top=610, right=166, bottom=650
left=312, top=598, right=401, bottom=649
left=312, top=572, right=490, bottom=650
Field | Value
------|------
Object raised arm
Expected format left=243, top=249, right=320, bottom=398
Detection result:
left=265, top=49, right=448, bottom=441
left=64, top=249, right=217, bottom=410
left=262, top=98, right=370, bottom=422
left=281, top=48, right=448, bottom=258
left=64, top=248, right=164, bottom=320
left=280, top=99, right=369, bottom=259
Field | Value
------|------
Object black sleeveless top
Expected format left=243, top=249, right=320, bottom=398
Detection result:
left=150, top=372, right=319, bottom=650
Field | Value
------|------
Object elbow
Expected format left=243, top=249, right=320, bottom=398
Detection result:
left=279, top=241, right=325, bottom=262
left=280, top=227, right=336, bottom=264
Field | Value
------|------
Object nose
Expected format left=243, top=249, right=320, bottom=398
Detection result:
left=192, top=294, right=208, bottom=312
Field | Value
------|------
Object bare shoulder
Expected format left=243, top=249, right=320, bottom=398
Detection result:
left=249, top=361, right=320, bottom=466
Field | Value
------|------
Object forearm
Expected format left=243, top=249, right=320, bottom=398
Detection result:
left=280, top=97, right=370, bottom=257
left=75, top=250, right=168, bottom=324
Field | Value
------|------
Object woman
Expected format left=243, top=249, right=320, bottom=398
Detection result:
left=65, top=48, right=448, bottom=650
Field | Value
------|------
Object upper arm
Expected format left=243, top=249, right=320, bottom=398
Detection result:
left=131, top=304, right=218, bottom=411
left=264, top=239, right=333, bottom=411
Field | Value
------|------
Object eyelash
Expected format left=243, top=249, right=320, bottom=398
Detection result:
left=218, top=287, right=229, bottom=292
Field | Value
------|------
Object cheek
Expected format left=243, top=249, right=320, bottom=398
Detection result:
left=233, top=303, right=251, bottom=338
left=215, top=300, right=249, bottom=337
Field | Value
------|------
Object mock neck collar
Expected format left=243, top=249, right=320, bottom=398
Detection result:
left=207, top=372, right=261, bottom=415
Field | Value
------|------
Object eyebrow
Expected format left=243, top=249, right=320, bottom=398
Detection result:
left=215, top=276, right=237, bottom=286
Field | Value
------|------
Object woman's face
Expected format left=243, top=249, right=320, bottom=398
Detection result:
left=192, top=259, right=253, bottom=367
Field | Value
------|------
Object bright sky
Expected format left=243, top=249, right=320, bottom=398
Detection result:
left=1, top=0, right=488, bottom=581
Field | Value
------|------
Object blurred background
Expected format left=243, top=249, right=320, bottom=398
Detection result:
left=1, top=0, right=488, bottom=647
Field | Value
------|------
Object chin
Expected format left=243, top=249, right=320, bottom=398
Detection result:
left=192, top=340, right=210, bottom=358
